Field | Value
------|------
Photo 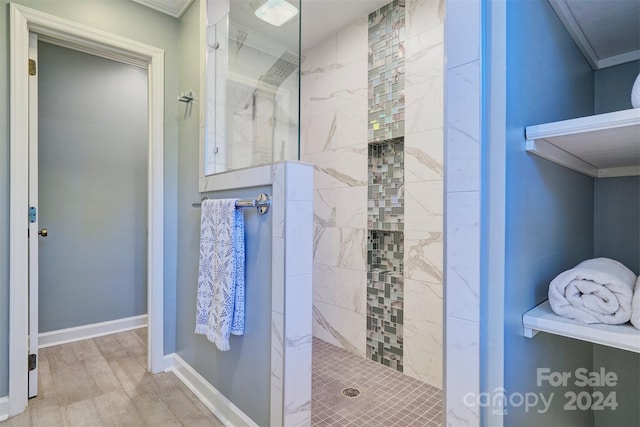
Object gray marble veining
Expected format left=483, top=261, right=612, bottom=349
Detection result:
left=406, top=146, right=443, bottom=175
left=312, top=305, right=364, bottom=356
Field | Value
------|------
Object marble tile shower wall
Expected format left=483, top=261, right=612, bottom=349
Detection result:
left=301, top=13, right=369, bottom=358
left=301, top=0, right=443, bottom=388
left=445, top=0, right=482, bottom=423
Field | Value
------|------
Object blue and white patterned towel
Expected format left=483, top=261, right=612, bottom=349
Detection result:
left=195, top=198, right=245, bottom=351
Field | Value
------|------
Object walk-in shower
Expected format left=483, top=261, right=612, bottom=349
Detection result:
left=300, top=0, right=444, bottom=423
left=203, top=0, right=444, bottom=424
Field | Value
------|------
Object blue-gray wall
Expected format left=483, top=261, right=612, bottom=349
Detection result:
left=592, top=58, right=640, bottom=423
left=503, top=0, right=596, bottom=425
left=594, top=177, right=640, bottom=276
left=592, top=176, right=640, bottom=426
left=175, top=5, right=272, bottom=425
left=38, top=42, right=148, bottom=332
left=594, top=60, right=640, bottom=114
left=0, top=0, right=181, bottom=397
left=592, top=57, right=640, bottom=427
left=176, top=184, right=272, bottom=427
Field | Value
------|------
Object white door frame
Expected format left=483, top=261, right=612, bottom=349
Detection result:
left=27, top=32, right=39, bottom=399
left=9, top=4, right=165, bottom=417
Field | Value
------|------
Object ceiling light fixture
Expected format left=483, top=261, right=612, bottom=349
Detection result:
left=255, top=0, right=298, bottom=27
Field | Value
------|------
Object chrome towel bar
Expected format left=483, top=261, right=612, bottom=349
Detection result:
left=192, top=193, right=270, bottom=215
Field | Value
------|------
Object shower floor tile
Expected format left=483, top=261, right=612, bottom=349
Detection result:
left=312, top=338, right=443, bottom=426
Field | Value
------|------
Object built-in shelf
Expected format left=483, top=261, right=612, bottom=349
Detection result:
left=523, top=300, right=640, bottom=353
left=525, top=108, right=640, bottom=178
left=548, top=0, right=640, bottom=70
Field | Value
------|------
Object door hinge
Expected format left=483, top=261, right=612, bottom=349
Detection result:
left=28, top=354, right=37, bottom=371
left=29, top=206, right=37, bottom=223
left=29, top=59, right=36, bottom=76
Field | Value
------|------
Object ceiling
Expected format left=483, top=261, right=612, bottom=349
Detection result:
left=133, top=0, right=640, bottom=67
left=549, top=0, right=640, bottom=69
left=231, top=0, right=388, bottom=52
left=301, top=0, right=388, bottom=49
left=135, top=0, right=387, bottom=51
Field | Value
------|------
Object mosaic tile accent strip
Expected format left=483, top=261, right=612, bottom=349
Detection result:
left=368, top=139, right=404, bottom=231
left=312, top=337, right=443, bottom=426
left=367, top=230, right=404, bottom=371
left=367, top=0, right=406, bottom=375
left=368, top=0, right=405, bottom=142
left=368, top=230, right=404, bottom=274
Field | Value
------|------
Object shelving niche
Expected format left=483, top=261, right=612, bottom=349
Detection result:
left=523, top=108, right=640, bottom=352
left=525, top=108, right=640, bottom=178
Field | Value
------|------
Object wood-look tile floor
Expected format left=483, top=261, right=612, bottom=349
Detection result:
left=0, top=328, right=224, bottom=427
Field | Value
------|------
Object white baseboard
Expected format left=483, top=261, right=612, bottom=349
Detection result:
left=38, top=314, right=148, bottom=348
left=164, top=353, right=257, bottom=427
left=0, top=396, right=9, bottom=421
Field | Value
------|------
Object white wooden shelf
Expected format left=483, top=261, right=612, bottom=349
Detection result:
left=523, top=300, right=640, bottom=353
left=525, top=108, right=640, bottom=178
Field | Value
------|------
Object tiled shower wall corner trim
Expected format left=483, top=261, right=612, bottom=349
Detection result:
left=444, top=0, right=483, bottom=424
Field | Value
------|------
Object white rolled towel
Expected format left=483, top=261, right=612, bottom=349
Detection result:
left=632, top=276, right=640, bottom=330
left=548, top=257, right=637, bottom=324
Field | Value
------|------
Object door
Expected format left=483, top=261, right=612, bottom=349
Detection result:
left=27, top=33, right=39, bottom=399
left=26, top=36, right=149, bottom=399
left=9, top=7, right=165, bottom=415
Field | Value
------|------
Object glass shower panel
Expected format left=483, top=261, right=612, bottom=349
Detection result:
left=204, top=0, right=300, bottom=176
left=205, top=17, right=228, bottom=175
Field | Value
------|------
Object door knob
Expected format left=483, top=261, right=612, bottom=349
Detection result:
left=38, top=228, right=48, bottom=237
